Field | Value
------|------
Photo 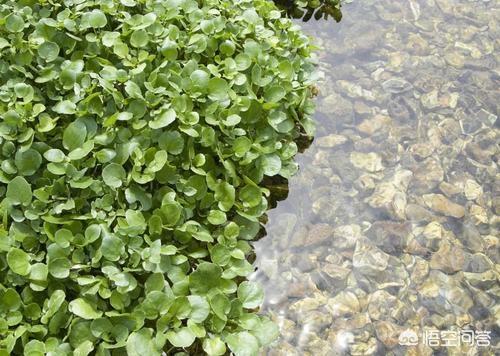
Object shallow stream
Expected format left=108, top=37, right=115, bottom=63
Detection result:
left=253, top=0, right=499, bottom=354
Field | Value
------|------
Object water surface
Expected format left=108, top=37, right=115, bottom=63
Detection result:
left=253, top=0, right=499, bottom=354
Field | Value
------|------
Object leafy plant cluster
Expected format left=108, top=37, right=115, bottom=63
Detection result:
left=274, top=0, right=343, bottom=22
left=0, top=0, right=316, bottom=354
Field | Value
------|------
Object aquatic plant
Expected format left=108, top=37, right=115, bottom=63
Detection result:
left=0, top=0, right=316, bottom=354
left=274, top=0, right=343, bottom=22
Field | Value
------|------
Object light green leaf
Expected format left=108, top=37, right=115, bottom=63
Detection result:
left=158, top=131, right=184, bottom=155
left=224, top=114, right=241, bottom=126
left=5, top=14, right=24, bottom=33
left=190, top=262, right=222, bottom=294
left=101, top=233, right=124, bottom=261
left=48, top=257, right=71, bottom=279
left=74, top=340, right=94, bottom=356
left=15, top=148, right=42, bottom=176
left=202, top=337, right=227, bottom=356
left=166, top=327, right=196, bottom=348
left=149, top=108, right=176, bottom=129
left=38, top=42, right=60, bottom=62
left=44, top=148, right=66, bottom=163
left=54, top=100, right=76, bottom=115
left=69, top=298, right=103, bottom=320
left=187, top=295, right=210, bottom=323
left=87, top=10, right=107, bottom=28
left=251, top=318, right=279, bottom=346
left=261, top=154, right=281, bottom=176
left=7, top=248, right=31, bottom=276
left=126, top=329, right=160, bottom=356
left=55, top=229, right=73, bottom=248
left=208, top=78, right=229, bottom=101
left=102, top=163, right=126, bottom=188
left=264, top=86, right=286, bottom=102
left=63, top=121, right=87, bottom=150
left=130, top=29, right=149, bottom=48
left=207, top=210, right=227, bottom=225
left=214, top=181, right=235, bottom=212
left=125, top=80, right=143, bottom=98
left=226, top=332, right=259, bottom=356
left=7, top=176, right=32, bottom=205
left=233, top=137, right=252, bottom=157
left=237, top=281, right=263, bottom=309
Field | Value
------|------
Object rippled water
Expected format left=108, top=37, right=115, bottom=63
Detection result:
left=252, top=0, right=499, bottom=354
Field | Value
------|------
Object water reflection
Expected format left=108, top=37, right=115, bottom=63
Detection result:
left=253, top=0, right=499, bottom=354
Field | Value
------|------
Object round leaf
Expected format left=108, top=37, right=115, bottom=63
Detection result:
left=7, top=176, right=32, bottom=205
left=38, top=42, right=60, bottom=62
left=5, top=14, right=24, bottom=32
left=7, top=248, right=31, bottom=276
left=102, top=163, right=126, bottom=188
left=237, top=281, right=264, bottom=309
left=69, top=298, right=103, bottom=320
left=126, top=329, right=160, bottom=356
left=202, top=337, right=227, bottom=356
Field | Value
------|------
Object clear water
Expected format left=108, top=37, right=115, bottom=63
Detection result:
left=252, top=0, right=499, bottom=354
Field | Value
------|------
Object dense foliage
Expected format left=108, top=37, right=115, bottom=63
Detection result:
left=0, top=0, right=315, bottom=354
left=274, top=0, right=343, bottom=22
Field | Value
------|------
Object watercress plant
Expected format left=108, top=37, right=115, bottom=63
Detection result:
left=0, top=0, right=316, bottom=354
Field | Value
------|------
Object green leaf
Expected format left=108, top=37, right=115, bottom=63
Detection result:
left=142, top=290, right=174, bottom=317
left=224, top=114, right=241, bottom=126
left=237, top=281, right=263, bottom=309
left=102, top=163, right=126, bottom=188
left=7, top=176, right=32, bottom=205
left=233, top=137, right=251, bottom=157
left=2, top=288, right=21, bottom=311
left=208, top=78, right=229, bottom=101
left=7, top=248, right=31, bottom=276
left=38, top=42, right=60, bottom=62
left=188, top=295, right=210, bottom=323
left=207, top=210, right=227, bottom=225
left=55, top=229, right=73, bottom=248
left=226, top=332, right=259, bottom=356
left=130, top=29, right=149, bottom=48
left=166, top=327, right=196, bottom=348
left=44, top=148, right=66, bottom=163
left=15, top=148, right=42, bottom=176
left=101, top=233, right=124, bottom=261
left=264, top=86, right=286, bottom=102
left=214, top=182, right=235, bottom=212
left=87, top=10, right=107, bottom=28
left=261, top=154, right=281, bottom=176
left=159, top=131, right=184, bottom=155
left=149, top=108, right=176, bottom=129
left=63, top=121, right=87, bottom=150
left=14, top=83, right=33, bottom=99
left=190, top=262, right=222, bottom=294
left=202, top=337, right=227, bottom=356
left=41, top=290, right=65, bottom=323
left=126, top=329, right=160, bottom=356
left=69, top=298, right=103, bottom=320
left=74, top=340, right=94, bottom=356
left=251, top=318, right=279, bottom=346
left=5, top=14, right=24, bottom=33
left=239, top=185, right=261, bottom=207
left=125, top=80, right=143, bottom=98
left=48, top=257, right=71, bottom=279
left=54, top=100, right=77, bottom=115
